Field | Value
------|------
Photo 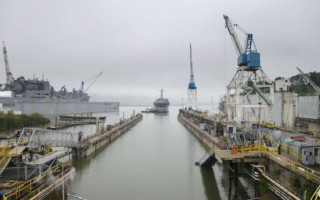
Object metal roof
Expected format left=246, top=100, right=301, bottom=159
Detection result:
left=291, top=136, right=307, bottom=141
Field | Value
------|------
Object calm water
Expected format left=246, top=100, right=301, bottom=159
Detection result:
left=56, top=106, right=257, bottom=200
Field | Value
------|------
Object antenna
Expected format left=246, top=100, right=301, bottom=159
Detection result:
left=158, top=88, right=166, bottom=99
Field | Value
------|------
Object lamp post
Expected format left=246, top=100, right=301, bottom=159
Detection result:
left=258, top=102, right=262, bottom=151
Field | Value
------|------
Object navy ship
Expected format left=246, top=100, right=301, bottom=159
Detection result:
left=142, top=89, right=170, bottom=113
left=0, top=42, right=119, bottom=114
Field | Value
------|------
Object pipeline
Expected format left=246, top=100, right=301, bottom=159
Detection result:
left=30, top=167, right=75, bottom=200
left=252, top=164, right=300, bottom=200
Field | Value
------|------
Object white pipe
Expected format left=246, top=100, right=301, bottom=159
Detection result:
left=255, top=167, right=300, bottom=200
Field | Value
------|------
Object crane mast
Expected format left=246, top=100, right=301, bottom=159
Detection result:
left=190, top=43, right=194, bottom=84
left=3, top=41, right=14, bottom=85
left=297, top=67, right=320, bottom=93
left=188, top=43, right=196, bottom=89
left=187, top=43, right=198, bottom=110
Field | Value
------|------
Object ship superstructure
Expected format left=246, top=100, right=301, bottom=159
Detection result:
left=0, top=42, right=90, bottom=103
left=153, top=88, right=170, bottom=112
left=0, top=42, right=119, bottom=114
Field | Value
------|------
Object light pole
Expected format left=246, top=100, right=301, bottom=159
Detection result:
left=258, top=102, right=262, bottom=151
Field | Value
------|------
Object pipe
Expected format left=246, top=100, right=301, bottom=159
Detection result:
left=30, top=168, right=75, bottom=200
left=252, top=165, right=300, bottom=200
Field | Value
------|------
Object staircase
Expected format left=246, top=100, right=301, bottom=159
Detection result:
left=0, top=148, right=13, bottom=175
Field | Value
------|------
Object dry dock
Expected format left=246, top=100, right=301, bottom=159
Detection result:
left=178, top=110, right=320, bottom=199
left=72, top=114, right=143, bottom=157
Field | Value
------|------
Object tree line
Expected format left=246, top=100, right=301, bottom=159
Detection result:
left=0, top=113, right=50, bottom=133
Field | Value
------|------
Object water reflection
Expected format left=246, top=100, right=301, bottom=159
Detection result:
left=200, top=165, right=220, bottom=200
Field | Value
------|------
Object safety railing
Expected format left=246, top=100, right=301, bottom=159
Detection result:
left=43, top=144, right=56, bottom=156
left=266, top=151, right=320, bottom=184
left=213, top=145, right=243, bottom=159
left=239, top=143, right=268, bottom=156
left=281, top=144, right=302, bottom=163
left=3, top=161, right=71, bottom=200
left=310, top=184, right=320, bottom=200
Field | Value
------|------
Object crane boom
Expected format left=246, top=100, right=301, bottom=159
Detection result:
left=223, top=15, right=243, bottom=56
left=82, top=71, right=103, bottom=93
left=297, top=67, right=320, bottom=92
left=2, top=42, right=14, bottom=84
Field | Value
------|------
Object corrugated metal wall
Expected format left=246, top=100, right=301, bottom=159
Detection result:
left=298, top=96, right=319, bottom=119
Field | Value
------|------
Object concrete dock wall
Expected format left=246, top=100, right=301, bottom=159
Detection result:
left=73, top=114, right=143, bottom=157
left=178, top=114, right=218, bottom=148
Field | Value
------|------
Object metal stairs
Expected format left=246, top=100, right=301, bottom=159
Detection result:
left=0, top=148, right=13, bottom=175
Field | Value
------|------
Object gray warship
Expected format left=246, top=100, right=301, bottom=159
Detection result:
left=0, top=42, right=119, bottom=114
left=142, top=89, right=170, bottom=113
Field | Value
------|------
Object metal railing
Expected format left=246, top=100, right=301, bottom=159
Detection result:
left=281, top=144, right=302, bottom=163
left=43, top=144, right=56, bottom=156
left=266, top=151, right=320, bottom=184
left=3, top=162, right=71, bottom=200
left=239, top=143, right=268, bottom=156
left=310, top=185, right=320, bottom=200
left=213, top=145, right=243, bottom=159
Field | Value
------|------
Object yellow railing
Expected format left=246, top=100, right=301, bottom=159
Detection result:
left=43, top=144, right=56, bottom=156
left=239, top=143, right=268, bottom=155
left=0, top=148, right=13, bottom=172
left=310, top=184, right=320, bottom=200
left=213, top=145, right=243, bottom=159
left=267, top=151, right=320, bottom=184
left=281, top=144, right=302, bottom=163
left=3, top=161, right=70, bottom=200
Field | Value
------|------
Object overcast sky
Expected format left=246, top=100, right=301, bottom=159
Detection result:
left=1, top=0, right=319, bottom=105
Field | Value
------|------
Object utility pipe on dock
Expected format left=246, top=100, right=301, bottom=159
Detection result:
left=252, top=165, right=300, bottom=200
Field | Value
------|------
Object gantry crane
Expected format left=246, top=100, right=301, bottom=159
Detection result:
left=187, top=43, right=198, bottom=110
left=297, top=67, right=320, bottom=93
left=80, top=71, right=103, bottom=93
left=223, top=15, right=274, bottom=123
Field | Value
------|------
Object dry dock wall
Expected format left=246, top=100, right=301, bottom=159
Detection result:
left=1, top=102, right=120, bottom=114
left=178, top=114, right=218, bottom=148
left=178, top=113, right=316, bottom=196
left=74, top=115, right=143, bottom=157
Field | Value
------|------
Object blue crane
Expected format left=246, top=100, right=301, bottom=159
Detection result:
left=223, top=15, right=260, bottom=68
left=188, top=43, right=197, bottom=89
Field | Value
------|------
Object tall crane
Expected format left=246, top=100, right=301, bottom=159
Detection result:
left=80, top=71, right=103, bottom=93
left=297, top=67, right=320, bottom=93
left=187, top=44, right=198, bottom=110
left=188, top=43, right=197, bottom=90
left=2, top=41, right=14, bottom=85
left=223, top=15, right=260, bottom=68
left=223, top=15, right=274, bottom=123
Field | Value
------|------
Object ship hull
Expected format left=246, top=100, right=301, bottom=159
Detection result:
left=1, top=102, right=119, bottom=114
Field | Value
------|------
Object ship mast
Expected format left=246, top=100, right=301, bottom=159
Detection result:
left=3, top=41, right=14, bottom=85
